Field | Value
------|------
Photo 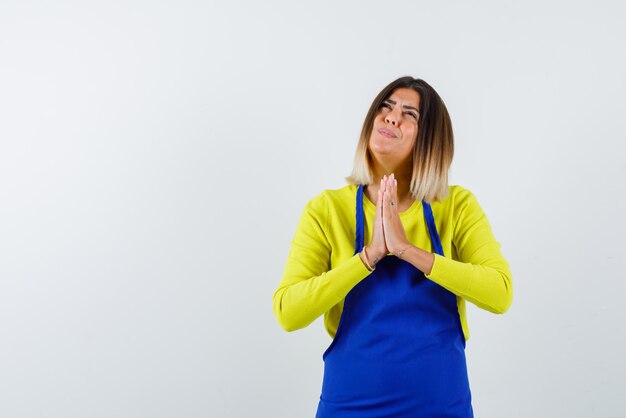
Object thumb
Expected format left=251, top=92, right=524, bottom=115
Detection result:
left=377, top=184, right=384, bottom=221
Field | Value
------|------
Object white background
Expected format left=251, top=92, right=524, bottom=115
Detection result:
left=1, top=1, right=625, bottom=417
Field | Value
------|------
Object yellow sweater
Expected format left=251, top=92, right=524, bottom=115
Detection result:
left=273, top=184, right=513, bottom=342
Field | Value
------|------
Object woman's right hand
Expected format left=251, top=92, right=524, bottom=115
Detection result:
left=365, top=176, right=389, bottom=267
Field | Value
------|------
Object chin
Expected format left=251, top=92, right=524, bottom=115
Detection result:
left=370, top=140, right=397, bottom=154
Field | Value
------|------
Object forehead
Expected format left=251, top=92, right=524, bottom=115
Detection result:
left=386, top=88, right=420, bottom=107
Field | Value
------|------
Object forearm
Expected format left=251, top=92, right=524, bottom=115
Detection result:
left=400, top=246, right=513, bottom=314
left=397, top=244, right=435, bottom=275
left=273, top=253, right=372, bottom=332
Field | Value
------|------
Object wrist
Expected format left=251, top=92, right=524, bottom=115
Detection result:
left=365, top=246, right=385, bottom=267
left=393, top=243, right=413, bottom=259
left=359, top=247, right=375, bottom=271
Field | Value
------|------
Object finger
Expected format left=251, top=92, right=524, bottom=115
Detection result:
left=384, top=176, right=393, bottom=204
left=383, top=190, right=393, bottom=217
left=381, top=189, right=389, bottom=222
left=393, top=177, right=398, bottom=201
left=382, top=177, right=388, bottom=199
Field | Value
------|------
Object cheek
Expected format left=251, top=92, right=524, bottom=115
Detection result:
left=407, top=125, right=418, bottom=140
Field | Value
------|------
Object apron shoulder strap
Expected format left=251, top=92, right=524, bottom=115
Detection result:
left=423, top=201, right=445, bottom=256
left=354, top=184, right=364, bottom=255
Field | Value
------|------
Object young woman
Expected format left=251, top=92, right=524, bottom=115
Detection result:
left=273, top=76, right=513, bottom=417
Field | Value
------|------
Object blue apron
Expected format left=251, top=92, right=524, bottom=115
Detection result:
left=316, top=184, right=473, bottom=417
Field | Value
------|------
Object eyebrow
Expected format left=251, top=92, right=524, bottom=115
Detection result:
left=384, top=99, right=420, bottom=113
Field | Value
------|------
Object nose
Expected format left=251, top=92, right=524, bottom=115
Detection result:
left=384, top=108, right=401, bottom=126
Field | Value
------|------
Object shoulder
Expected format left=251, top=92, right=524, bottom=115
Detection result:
left=303, top=184, right=356, bottom=216
left=434, top=184, right=485, bottom=223
left=307, top=184, right=356, bottom=204
left=433, top=184, right=478, bottom=209
left=446, top=184, right=478, bottom=206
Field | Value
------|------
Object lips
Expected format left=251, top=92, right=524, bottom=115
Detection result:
left=378, top=128, right=397, bottom=138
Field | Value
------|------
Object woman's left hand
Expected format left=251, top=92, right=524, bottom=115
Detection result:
left=382, top=173, right=413, bottom=256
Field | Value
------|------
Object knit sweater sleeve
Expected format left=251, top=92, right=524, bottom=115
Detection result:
left=424, top=188, right=514, bottom=314
left=273, top=192, right=372, bottom=332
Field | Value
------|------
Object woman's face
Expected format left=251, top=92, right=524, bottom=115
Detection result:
left=368, top=87, right=421, bottom=165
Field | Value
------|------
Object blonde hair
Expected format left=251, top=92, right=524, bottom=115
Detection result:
left=345, top=76, right=454, bottom=203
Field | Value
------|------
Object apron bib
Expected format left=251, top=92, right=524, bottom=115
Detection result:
left=316, top=184, right=473, bottom=417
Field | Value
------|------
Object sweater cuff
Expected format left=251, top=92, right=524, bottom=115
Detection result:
left=424, top=252, right=442, bottom=279
left=423, top=252, right=471, bottom=293
left=331, top=253, right=373, bottom=296
left=351, top=252, right=374, bottom=276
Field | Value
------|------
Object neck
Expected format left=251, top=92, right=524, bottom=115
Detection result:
left=368, top=158, right=413, bottom=201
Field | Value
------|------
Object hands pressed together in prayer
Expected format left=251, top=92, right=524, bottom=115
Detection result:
left=363, top=173, right=415, bottom=268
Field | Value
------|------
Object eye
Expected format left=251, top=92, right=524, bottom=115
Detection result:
left=405, top=112, right=418, bottom=120
left=380, top=103, right=392, bottom=110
